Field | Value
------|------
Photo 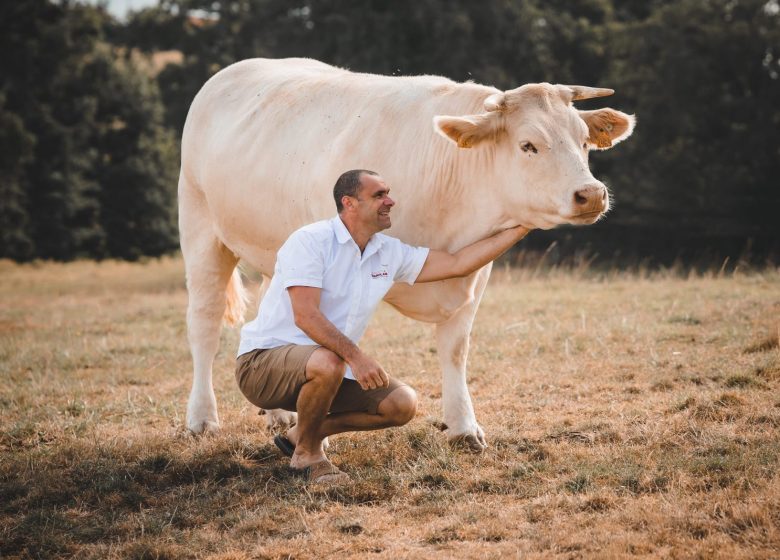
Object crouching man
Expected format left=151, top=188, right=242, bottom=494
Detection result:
left=236, top=170, right=528, bottom=483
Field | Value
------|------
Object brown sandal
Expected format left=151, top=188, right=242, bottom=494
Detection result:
left=293, top=459, right=350, bottom=484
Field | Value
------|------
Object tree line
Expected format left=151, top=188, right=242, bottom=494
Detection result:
left=2, top=0, right=778, bottom=264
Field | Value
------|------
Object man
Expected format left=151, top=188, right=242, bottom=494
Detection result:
left=236, top=170, right=528, bottom=483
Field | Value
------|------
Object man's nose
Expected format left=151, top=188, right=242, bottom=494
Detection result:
left=384, top=197, right=395, bottom=207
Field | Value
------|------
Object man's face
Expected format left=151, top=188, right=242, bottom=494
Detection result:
left=350, top=174, right=395, bottom=232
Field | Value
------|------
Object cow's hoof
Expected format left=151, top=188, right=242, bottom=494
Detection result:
left=445, top=425, right=488, bottom=453
left=448, top=434, right=487, bottom=453
left=187, top=419, right=221, bottom=435
left=263, top=409, right=298, bottom=430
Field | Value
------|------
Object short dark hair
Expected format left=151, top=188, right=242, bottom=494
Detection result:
left=333, top=169, right=378, bottom=213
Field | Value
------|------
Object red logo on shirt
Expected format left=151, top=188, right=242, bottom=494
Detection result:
left=371, top=270, right=389, bottom=278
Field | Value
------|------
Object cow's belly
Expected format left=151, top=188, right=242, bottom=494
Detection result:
left=383, top=268, right=488, bottom=323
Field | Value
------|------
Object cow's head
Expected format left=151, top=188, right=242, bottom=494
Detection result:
left=433, top=83, right=635, bottom=229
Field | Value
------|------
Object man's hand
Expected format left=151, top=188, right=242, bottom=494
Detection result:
left=348, top=351, right=390, bottom=391
left=289, top=286, right=390, bottom=390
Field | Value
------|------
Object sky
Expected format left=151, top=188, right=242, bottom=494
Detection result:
left=84, top=0, right=158, bottom=19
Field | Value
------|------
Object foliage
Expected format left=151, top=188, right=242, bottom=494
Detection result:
left=0, top=0, right=178, bottom=261
left=600, top=0, right=780, bottom=255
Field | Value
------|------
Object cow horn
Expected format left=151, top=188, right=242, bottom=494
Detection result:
left=565, top=85, right=614, bottom=101
left=484, top=92, right=506, bottom=112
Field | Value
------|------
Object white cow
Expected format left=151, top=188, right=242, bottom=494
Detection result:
left=179, top=58, right=634, bottom=451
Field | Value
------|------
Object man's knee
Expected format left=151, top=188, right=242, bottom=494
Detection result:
left=380, top=386, right=417, bottom=426
left=306, top=348, right=346, bottom=385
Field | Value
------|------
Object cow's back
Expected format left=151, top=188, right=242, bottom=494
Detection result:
left=180, top=58, right=492, bottom=274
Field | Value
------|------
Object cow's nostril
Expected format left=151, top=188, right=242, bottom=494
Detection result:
left=574, top=191, right=588, bottom=205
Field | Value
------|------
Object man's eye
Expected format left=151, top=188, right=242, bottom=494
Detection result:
left=520, top=141, right=538, bottom=154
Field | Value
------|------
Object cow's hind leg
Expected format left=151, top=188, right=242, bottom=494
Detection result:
left=263, top=408, right=298, bottom=430
left=179, top=176, right=241, bottom=434
left=436, top=264, right=492, bottom=452
left=239, top=274, right=300, bottom=431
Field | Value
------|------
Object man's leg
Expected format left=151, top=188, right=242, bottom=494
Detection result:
left=289, top=362, right=417, bottom=469
left=319, top=385, right=417, bottom=435
left=289, top=348, right=346, bottom=469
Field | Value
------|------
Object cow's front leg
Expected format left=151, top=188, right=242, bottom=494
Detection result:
left=435, top=264, right=491, bottom=452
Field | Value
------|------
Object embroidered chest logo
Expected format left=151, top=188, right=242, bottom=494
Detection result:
left=371, top=265, right=389, bottom=279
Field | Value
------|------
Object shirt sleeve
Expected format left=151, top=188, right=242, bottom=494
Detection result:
left=276, top=230, right=325, bottom=289
left=393, top=240, right=430, bottom=285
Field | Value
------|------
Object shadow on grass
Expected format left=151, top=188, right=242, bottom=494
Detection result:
left=0, top=434, right=404, bottom=558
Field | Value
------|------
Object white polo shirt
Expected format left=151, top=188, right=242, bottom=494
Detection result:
left=237, top=216, right=429, bottom=380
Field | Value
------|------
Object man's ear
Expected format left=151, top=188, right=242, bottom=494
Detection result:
left=579, top=109, right=636, bottom=149
left=433, top=112, right=503, bottom=148
left=341, top=195, right=355, bottom=211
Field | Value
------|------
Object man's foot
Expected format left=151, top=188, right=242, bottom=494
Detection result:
left=290, top=444, right=347, bottom=484
left=274, top=425, right=328, bottom=457
left=291, top=458, right=349, bottom=484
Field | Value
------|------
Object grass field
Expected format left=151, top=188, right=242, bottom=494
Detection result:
left=1, top=256, right=779, bottom=559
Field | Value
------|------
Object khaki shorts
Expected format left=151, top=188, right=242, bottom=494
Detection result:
left=235, top=344, right=406, bottom=414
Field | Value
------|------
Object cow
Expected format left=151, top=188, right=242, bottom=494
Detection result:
left=179, top=57, right=634, bottom=451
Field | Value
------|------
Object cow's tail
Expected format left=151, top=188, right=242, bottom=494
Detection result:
left=223, top=268, right=248, bottom=327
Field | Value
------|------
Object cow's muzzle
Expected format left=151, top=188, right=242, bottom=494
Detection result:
left=569, top=184, right=608, bottom=222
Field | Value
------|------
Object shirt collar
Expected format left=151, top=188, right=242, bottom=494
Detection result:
left=331, top=215, right=385, bottom=256
left=332, top=216, right=353, bottom=244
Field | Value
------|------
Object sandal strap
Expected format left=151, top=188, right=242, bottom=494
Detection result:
left=306, top=459, right=345, bottom=482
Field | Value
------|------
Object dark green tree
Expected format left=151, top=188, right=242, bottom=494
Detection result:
left=0, top=0, right=179, bottom=260
left=0, top=95, right=36, bottom=260
left=601, top=0, right=780, bottom=255
left=88, top=46, right=180, bottom=260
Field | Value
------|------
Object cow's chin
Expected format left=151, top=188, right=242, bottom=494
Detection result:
left=529, top=210, right=605, bottom=229
left=562, top=210, right=604, bottom=226
left=520, top=215, right=558, bottom=230
left=525, top=213, right=575, bottom=230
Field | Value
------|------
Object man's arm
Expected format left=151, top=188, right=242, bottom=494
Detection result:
left=415, top=226, right=530, bottom=283
left=288, top=286, right=389, bottom=390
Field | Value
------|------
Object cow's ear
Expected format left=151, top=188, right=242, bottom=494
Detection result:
left=433, top=113, right=502, bottom=148
left=579, top=109, right=636, bottom=150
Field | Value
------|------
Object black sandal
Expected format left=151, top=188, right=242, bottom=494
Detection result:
left=273, top=434, right=295, bottom=457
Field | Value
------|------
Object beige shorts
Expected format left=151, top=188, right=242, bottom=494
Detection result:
left=235, top=344, right=406, bottom=414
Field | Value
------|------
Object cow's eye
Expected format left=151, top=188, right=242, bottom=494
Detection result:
left=520, top=141, right=538, bottom=154
left=582, top=142, right=589, bottom=149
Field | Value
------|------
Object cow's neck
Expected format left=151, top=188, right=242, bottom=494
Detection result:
left=411, top=142, right=515, bottom=252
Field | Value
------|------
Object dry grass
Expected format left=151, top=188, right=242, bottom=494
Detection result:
left=1, top=257, right=779, bottom=559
